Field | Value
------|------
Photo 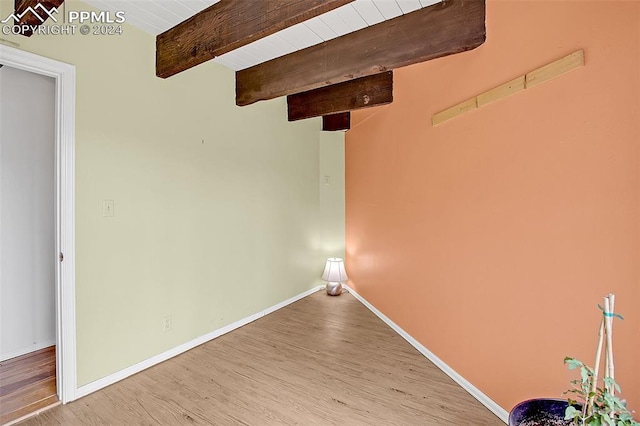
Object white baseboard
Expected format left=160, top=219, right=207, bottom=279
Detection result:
left=74, top=283, right=509, bottom=424
left=75, top=286, right=324, bottom=400
left=0, top=339, right=56, bottom=362
left=344, top=285, right=509, bottom=424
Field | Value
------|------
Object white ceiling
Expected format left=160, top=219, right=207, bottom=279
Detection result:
left=81, top=0, right=441, bottom=71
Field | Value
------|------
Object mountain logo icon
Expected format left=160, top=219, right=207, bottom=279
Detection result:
left=1, top=3, right=59, bottom=24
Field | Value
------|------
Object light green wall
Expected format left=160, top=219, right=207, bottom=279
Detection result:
left=0, top=0, right=345, bottom=386
left=319, top=132, right=346, bottom=260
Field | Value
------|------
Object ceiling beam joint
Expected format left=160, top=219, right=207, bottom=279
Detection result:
left=236, top=0, right=486, bottom=106
left=156, top=0, right=355, bottom=79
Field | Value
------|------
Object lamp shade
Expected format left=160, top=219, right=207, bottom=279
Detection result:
left=321, top=257, right=348, bottom=282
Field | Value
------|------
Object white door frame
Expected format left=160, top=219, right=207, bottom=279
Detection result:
left=0, top=44, right=77, bottom=403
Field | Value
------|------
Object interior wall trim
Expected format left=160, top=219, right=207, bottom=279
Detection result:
left=75, top=286, right=324, bottom=399
left=344, top=285, right=510, bottom=424
left=0, top=44, right=77, bottom=404
left=76, top=282, right=508, bottom=424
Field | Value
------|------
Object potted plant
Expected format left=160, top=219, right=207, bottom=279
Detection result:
left=564, top=357, right=638, bottom=425
left=509, top=294, right=638, bottom=426
left=509, top=398, right=577, bottom=426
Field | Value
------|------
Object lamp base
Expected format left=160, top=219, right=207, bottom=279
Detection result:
left=325, top=282, right=342, bottom=296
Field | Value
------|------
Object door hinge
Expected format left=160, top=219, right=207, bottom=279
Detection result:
left=59, top=252, right=64, bottom=262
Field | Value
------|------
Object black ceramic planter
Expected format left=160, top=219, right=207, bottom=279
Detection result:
left=509, top=398, right=576, bottom=426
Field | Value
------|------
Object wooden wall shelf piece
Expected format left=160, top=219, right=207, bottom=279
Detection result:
left=432, top=50, right=585, bottom=126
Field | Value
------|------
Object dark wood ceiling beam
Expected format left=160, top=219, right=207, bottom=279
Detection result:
left=287, top=71, right=392, bottom=121
left=322, top=113, right=350, bottom=131
left=156, top=0, right=355, bottom=79
left=236, top=0, right=485, bottom=106
left=13, top=0, right=65, bottom=36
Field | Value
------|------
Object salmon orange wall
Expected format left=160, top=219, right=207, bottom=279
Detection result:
left=345, top=0, right=639, bottom=413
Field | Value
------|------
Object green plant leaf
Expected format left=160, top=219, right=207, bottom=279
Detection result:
left=619, top=412, right=632, bottom=421
left=563, top=344, right=637, bottom=424
left=566, top=406, right=580, bottom=420
left=566, top=357, right=583, bottom=370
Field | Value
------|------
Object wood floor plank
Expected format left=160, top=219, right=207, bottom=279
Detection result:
left=0, top=346, right=57, bottom=425
left=0, top=347, right=54, bottom=367
left=0, top=348, right=55, bottom=385
left=0, top=397, right=59, bottom=426
left=0, top=377, right=56, bottom=417
left=16, top=293, right=502, bottom=425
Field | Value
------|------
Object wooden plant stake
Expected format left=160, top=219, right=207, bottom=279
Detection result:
left=604, top=294, right=616, bottom=395
left=588, top=315, right=605, bottom=414
left=587, top=294, right=617, bottom=414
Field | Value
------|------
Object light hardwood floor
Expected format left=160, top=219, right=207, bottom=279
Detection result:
left=18, top=291, right=503, bottom=425
left=0, top=346, right=59, bottom=425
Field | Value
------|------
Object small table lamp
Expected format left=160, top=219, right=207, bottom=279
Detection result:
left=322, top=257, right=348, bottom=296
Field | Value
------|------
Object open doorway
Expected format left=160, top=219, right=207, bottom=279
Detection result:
left=0, top=44, right=76, bottom=424
left=0, top=63, right=58, bottom=424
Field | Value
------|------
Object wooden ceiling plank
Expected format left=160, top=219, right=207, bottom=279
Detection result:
left=351, top=1, right=385, bottom=26
left=322, top=112, right=351, bottom=131
left=396, top=0, right=423, bottom=14
left=304, top=17, right=339, bottom=41
left=319, top=9, right=353, bottom=36
left=372, top=0, right=404, bottom=20
left=278, top=25, right=324, bottom=51
left=236, top=0, right=486, bottom=106
left=13, top=0, right=65, bottom=37
left=337, top=5, right=369, bottom=31
left=156, top=0, right=355, bottom=79
left=287, top=71, right=393, bottom=121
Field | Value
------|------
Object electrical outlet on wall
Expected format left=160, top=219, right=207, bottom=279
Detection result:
left=163, top=315, right=172, bottom=332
